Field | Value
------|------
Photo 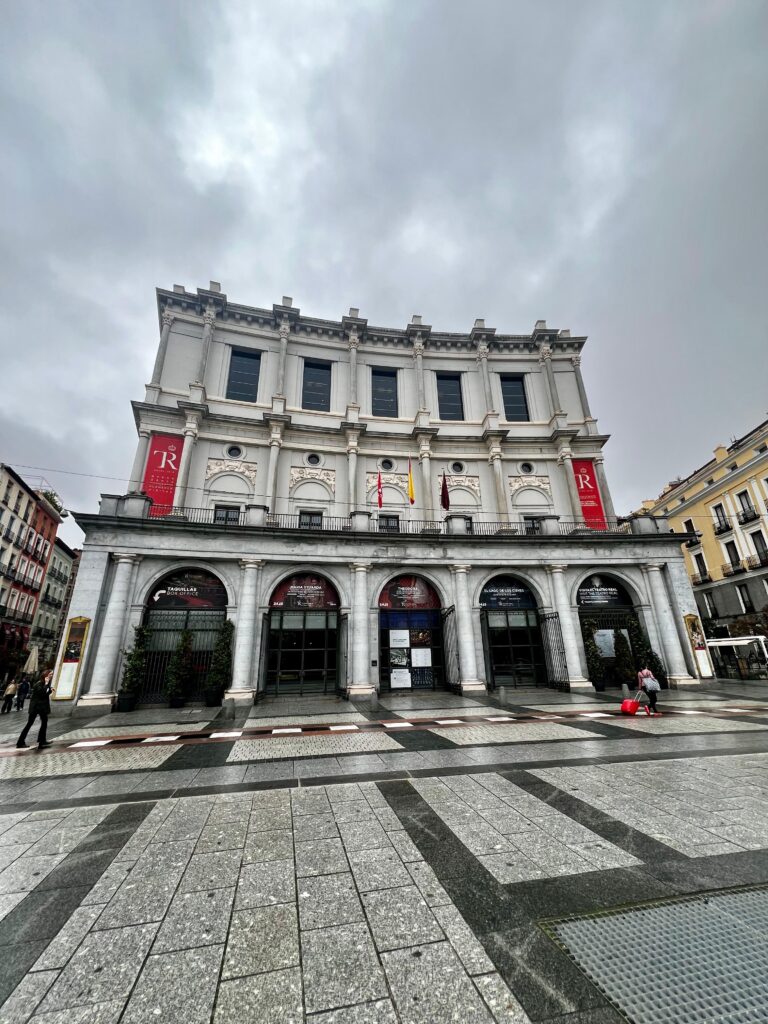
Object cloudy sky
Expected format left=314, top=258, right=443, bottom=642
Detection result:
left=1, top=0, right=766, bottom=546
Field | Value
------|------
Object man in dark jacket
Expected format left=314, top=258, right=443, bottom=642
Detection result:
left=15, top=678, right=30, bottom=712
left=16, top=671, right=52, bottom=749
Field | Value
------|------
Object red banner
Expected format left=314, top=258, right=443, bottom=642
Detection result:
left=571, top=459, right=607, bottom=529
left=141, top=433, right=183, bottom=516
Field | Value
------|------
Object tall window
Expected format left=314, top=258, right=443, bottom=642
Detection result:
left=704, top=592, right=718, bottom=617
left=713, top=503, right=728, bottom=528
left=694, top=553, right=708, bottom=577
left=371, top=368, right=398, bottom=417
left=737, top=490, right=754, bottom=512
left=724, top=540, right=740, bottom=567
left=683, top=518, right=695, bottom=534
left=436, top=373, right=464, bottom=420
left=752, top=530, right=768, bottom=559
left=500, top=375, right=530, bottom=421
left=226, top=349, right=261, bottom=402
left=736, top=584, right=755, bottom=614
left=302, top=360, right=332, bottom=412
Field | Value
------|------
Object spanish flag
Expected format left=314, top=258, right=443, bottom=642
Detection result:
left=407, top=458, right=415, bottom=505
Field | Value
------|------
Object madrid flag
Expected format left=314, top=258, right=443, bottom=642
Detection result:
left=377, top=471, right=383, bottom=509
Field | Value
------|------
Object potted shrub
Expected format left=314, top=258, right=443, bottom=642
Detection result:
left=627, top=619, right=668, bottom=687
left=582, top=619, right=606, bottom=691
left=204, top=619, right=234, bottom=707
left=116, top=625, right=150, bottom=712
left=165, top=629, right=193, bottom=708
left=613, top=629, right=636, bottom=690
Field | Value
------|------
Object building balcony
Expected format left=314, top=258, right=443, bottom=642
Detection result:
left=690, top=572, right=712, bottom=586
left=684, top=536, right=701, bottom=549
left=4, top=609, right=34, bottom=625
left=40, top=594, right=63, bottom=608
left=737, top=507, right=760, bottom=525
left=745, top=552, right=768, bottom=571
left=713, top=518, right=733, bottom=536
left=721, top=560, right=747, bottom=577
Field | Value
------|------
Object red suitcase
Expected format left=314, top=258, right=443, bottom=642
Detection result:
left=620, top=699, right=640, bottom=715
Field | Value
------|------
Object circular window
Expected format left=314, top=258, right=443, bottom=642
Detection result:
left=520, top=462, right=535, bottom=475
left=306, top=453, right=321, bottom=466
left=380, top=458, right=394, bottom=472
left=225, top=445, right=243, bottom=460
left=451, top=461, right=465, bottom=474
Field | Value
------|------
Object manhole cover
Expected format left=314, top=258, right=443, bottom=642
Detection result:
left=551, top=887, right=768, bottom=1024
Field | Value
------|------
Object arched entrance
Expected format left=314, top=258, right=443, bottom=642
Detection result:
left=479, top=576, right=547, bottom=688
left=141, top=568, right=228, bottom=703
left=265, top=574, right=341, bottom=695
left=577, top=573, right=642, bottom=688
left=378, top=575, right=446, bottom=691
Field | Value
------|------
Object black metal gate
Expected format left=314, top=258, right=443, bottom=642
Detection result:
left=578, top=608, right=649, bottom=687
left=140, top=608, right=226, bottom=704
left=441, top=606, right=460, bottom=693
left=264, top=608, right=340, bottom=696
left=479, top=607, right=548, bottom=690
left=336, top=613, right=348, bottom=695
left=540, top=611, right=569, bottom=691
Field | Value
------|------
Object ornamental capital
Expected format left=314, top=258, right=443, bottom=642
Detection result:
left=347, top=327, right=359, bottom=349
left=278, top=319, right=290, bottom=341
left=571, top=353, right=581, bottom=367
left=202, top=305, right=216, bottom=328
left=476, top=341, right=489, bottom=360
left=412, top=340, right=425, bottom=358
left=538, top=342, right=552, bottom=361
left=161, top=309, right=175, bottom=329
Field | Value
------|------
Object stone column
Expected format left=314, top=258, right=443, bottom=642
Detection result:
left=229, top=559, right=263, bottom=696
left=127, top=429, right=151, bottom=493
left=571, top=354, right=592, bottom=419
left=558, top=449, right=583, bottom=522
left=413, top=341, right=426, bottom=411
left=85, top=554, right=139, bottom=702
left=349, top=563, right=374, bottom=696
left=346, top=431, right=359, bottom=513
left=194, top=305, right=216, bottom=385
left=477, top=342, right=494, bottom=414
left=538, top=342, right=562, bottom=417
left=172, top=420, right=198, bottom=509
left=418, top=436, right=433, bottom=520
left=275, top=319, right=290, bottom=396
left=643, top=563, right=693, bottom=684
left=451, top=565, right=484, bottom=692
left=488, top=447, right=509, bottom=522
left=593, top=455, right=617, bottom=522
left=546, top=565, right=590, bottom=688
left=149, top=310, right=174, bottom=392
left=264, top=423, right=283, bottom=512
left=348, top=331, right=359, bottom=406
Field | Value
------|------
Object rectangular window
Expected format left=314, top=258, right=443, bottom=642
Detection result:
left=213, top=505, right=241, bottom=525
left=713, top=503, right=728, bottom=527
left=752, top=531, right=768, bottom=559
left=371, top=368, right=398, bottom=417
left=736, top=583, right=755, bottom=614
left=3, top=484, right=12, bottom=504
left=694, top=553, right=708, bottom=576
left=500, top=375, right=530, bottom=422
left=737, top=490, right=753, bottom=512
left=436, top=373, right=464, bottom=420
left=378, top=515, right=400, bottom=534
left=683, top=518, right=695, bottom=533
left=302, top=360, right=332, bottom=412
left=226, top=349, right=261, bottom=402
left=704, top=592, right=718, bottom=617
left=522, top=516, right=542, bottom=536
left=725, top=540, right=740, bottom=567
left=298, top=510, right=323, bottom=530
left=463, top=517, right=474, bottom=535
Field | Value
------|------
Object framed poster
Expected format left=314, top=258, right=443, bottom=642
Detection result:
left=685, top=614, right=714, bottom=678
left=389, top=648, right=408, bottom=667
left=390, top=669, right=412, bottom=689
left=53, top=617, right=91, bottom=700
left=389, top=629, right=410, bottom=648
left=411, top=648, right=432, bottom=667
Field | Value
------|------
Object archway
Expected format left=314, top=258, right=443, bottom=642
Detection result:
left=479, top=575, right=547, bottom=688
left=378, top=575, right=446, bottom=691
left=141, top=568, right=228, bottom=704
left=576, top=572, right=645, bottom=688
left=265, top=573, right=341, bottom=695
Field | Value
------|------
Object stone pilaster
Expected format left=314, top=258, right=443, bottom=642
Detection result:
left=546, top=565, right=590, bottom=689
left=172, top=418, right=198, bottom=508
left=81, top=554, right=140, bottom=705
left=642, top=563, right=695, bottom=685
left=229, top=559, right=263, bottom=697
left=349, top=562, right=374, bottom=697
left=276, top=318, right=289, bottom=397
left=127, top=429, right=151, bottom=494
left=194, top=305, right=216, bottom=386
left=450, top=565, right=484, bottom=693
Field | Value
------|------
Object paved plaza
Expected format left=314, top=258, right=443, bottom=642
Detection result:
left=1, top=681, right=768, bottom=1023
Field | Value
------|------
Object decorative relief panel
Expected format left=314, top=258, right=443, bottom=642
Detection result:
left=508, top=475, right=551, bottom=493
left=205, top=459, right=257, bottom=486
left=366, top=472, right=408, bottom=492
left=290, top=467, right=336, bottom=493
left=446, top=474, right=480, bottom=497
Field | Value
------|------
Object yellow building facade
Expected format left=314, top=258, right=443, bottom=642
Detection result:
left=641, top=418, right=768, bottom=628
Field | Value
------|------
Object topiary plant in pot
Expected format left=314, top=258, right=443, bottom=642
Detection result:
left=116, top=625, right=150, bottom=712
left=627, top=618, right=668, bottom=688
left=613, top=629, right=636, bottom=689
left=204, top=619, right=234, bottom=707
left=165, top=629, right=193, bottom=708
left=581, top=619, right=606, bottom=691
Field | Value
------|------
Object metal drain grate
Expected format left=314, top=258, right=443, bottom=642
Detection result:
left=551, top=888, right=768, bottom=1024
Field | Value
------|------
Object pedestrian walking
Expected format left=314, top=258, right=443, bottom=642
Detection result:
left=637, top=666, right=662, bottom=716
left=16, top=671, right=53, bottom=749
left=1, top=680, right=18, bottom=714
left=15, top=679, right=30, bottom=712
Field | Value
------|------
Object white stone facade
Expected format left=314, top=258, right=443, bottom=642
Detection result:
left=56, top=284, right=702, bottom=707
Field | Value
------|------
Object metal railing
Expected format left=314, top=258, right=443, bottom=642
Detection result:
left=745, top=552, right=768, bottom=571
left=147, top=506, right=247, bottom=526
left=684, top=536, right=701, bottom=548
left=40, top=594, right=63, bottom=608
left=557, top=519, right=631, bottom=535
left=721, top=560, right=746, bottom=577
left=690, top=572, right=712, bottom=585
left=48, top=568, right=69, bottom=584
left=713, top=518, right=733, bottom=535
left=737, top=507, right=760, bottom=525
left=266, top=514, right=353, bottom=532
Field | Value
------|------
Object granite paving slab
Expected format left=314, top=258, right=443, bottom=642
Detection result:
left=362, top=885, right=444, bottom=951
left=347, top=846, right=411, bottom=892
left=301, top=922, right=388, bottom=1015
left=308, top=999, right=399, bottom=1024
left=382, top=940, right=495, bottom=1023
left=298, top=872, right=364, bottom=930
left=120, top=943, right=223, bottom=1024
left=295, top=837, right=349, bottom=877
left=223, top=903, right=299, bottom=979
left=235, top=859, right=295, bottom=909
left=213, top=967, right=303, bottom=1024
left=243, top=828, right=294, bottom=865
left=152, top=886, right=235, bottom=953
left=179, top=849, right=243, bottom=892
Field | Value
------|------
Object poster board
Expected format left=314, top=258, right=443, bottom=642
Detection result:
left=685, top=614, right=714, bottom=678
left=390, top=669, right=412, bottom=689
left=52, top=617, right=91, bottom=700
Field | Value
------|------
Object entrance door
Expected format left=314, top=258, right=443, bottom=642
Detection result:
left=378, top=575, right=445, bottom=692
left=264, top=573, right=341, bottom=696
left=479, top=576, right=546, bottom=689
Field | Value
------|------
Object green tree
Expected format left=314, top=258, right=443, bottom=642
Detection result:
left=613, top=629, right=636, bottom=686
left=205, top=619, right=234, bottom=701
left=581, top=619, right=605, bottom=688
left=627, top=617, right=668, bottom=686
left=119, top=626, right=150, bottom=695
left=164, top=629, right=194, bottom=703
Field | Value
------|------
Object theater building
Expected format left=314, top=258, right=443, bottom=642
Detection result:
left=55, top=283, right=704, bottom=709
